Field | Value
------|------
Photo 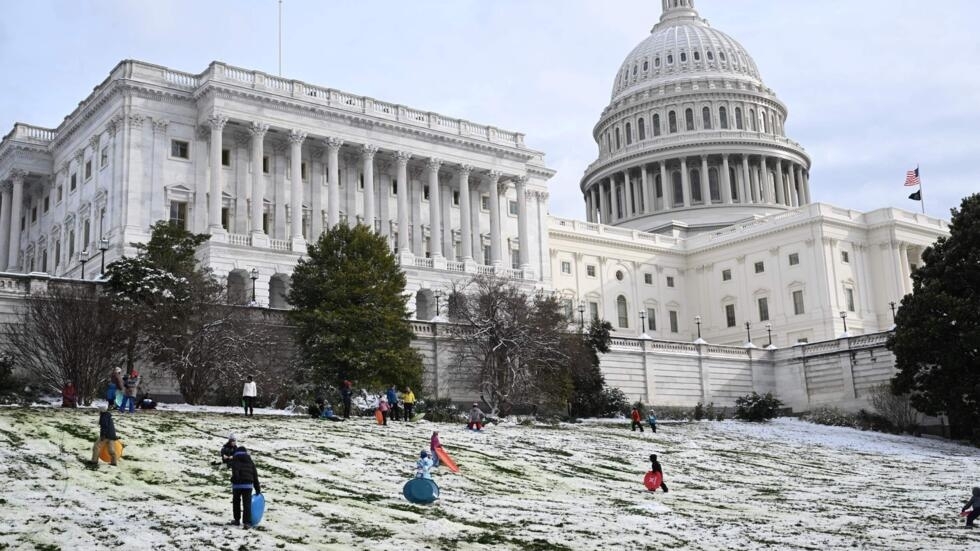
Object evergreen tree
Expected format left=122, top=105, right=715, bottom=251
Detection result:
left=890, top=193, right=980, bottom=440
left=567, top=318, right=629, bottom=418
left=288, top=224, right=422, bottom=390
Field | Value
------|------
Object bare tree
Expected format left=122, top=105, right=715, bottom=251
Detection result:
left=2, top=283, right=127, bottom=404
left=446, top=276, right=570, bottom=416
left=869, top=383, right=921, bottom=433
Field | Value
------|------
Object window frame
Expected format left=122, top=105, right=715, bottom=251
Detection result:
left=170, top=139, right=190, bottom=160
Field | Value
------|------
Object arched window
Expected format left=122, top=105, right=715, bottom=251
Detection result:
left=690, top=169, right=702, bottom=203
left=761, top=111, right=768, bottom=133
left=655, top=57, right=661, bottom=68
left=702, top=107, right=712, bottom=129
left=719, top=106, right=728, bottom=129
left=749, top=108, right=757, bottom=131
left=735, top=107, right=743, bottom=130
left=707, top=51, right=714, bottom=61
left=606, top=133, right=611, bottom=153
left=643, top=61, right=649, bottom=71
left=672, top=171, right=683, bottom=206
left=625, top=122, right=633, bottom=145
left=667, top=54, right=673, bottom=64
left=693, top=51, right=701, bottom=62
left=668, top=111, right=678, bottom=133
left=652, top=114, right=662, bottom=136
left=638, top=118, right=646, bottom=140
left=680, top=52, right=687, bottom=63
left=770, top=114, right=777, bottom=135
left=633, top=64, right=638, bottom=76
left=685, top=108, right=695, bottom=131
left=708, top=167, right=720, bottom=202
left=720, top=51, right=727, bottom=62
left=617, top=295, right=629, bottom=328
left=615, top=127, right=621, bottom=149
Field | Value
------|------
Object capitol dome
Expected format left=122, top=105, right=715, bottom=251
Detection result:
left=581, top=0, right=812, bottom=236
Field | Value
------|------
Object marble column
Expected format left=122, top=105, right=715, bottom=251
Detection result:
left=788, top=162, right=799, bottom=207
left=516, top=176, right=530, bottom=269
left=700, top=156, right=710, bottom=204
left=288, top=130, right=306, bottom=245
left=395, top=151, right=411, bottom=254
left=623, top=171, right=634, bottom=216
left=721, top=154, right=733, bottom=204
left=593, top=184, right=603, bottom=223
left=441, top=179, right=452, bottom=259
left=803, top=169, right=812, bottom=204
left=660, top=161, right=670, bottom=209
left=458, top=165, right=473, bottom=260
left=487, top=171, right=502, bottom=266
left=7, top=170, right=25, bottom=270
left=640, top=164, right=650, bottom=214
left=326, top=138, right=343, bottom=228
left=362, top=145, right=378, bottom=231
left=680, top=157, right=690, bottom=207
left=249, top=123, right=268, bottom=237
left=426, top=158, right=443, bottom=258
left=310, top=147, right=325, bottom=238
left=207, top=115, right=228, bottom=235
left=470, top=176, right=482, bottom=261
left=0, top=182, right=11, bottom=271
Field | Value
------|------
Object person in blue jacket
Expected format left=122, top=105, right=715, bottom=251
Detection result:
left=416, top=450, right=434, bottom=479
left=647, top=412, right=658, bottom=433
left=386, top=385, right=401, bottom=422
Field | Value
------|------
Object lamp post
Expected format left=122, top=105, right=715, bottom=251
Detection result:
left=744, top=321, right=752, bottom=344
left=889, top=301, right=897, bottom=323
left=79, top=250, right=89, bottom=280
left=766, top=323, right=773, bottom=347
left=639, top=309, right=647, bottom=333
left=434, top=290, right=443, bottom=317
left=98, top=237, right=109, bottom=277
left=249, top=268, right=258, bottom=303
left=840, top=310, right=848, bottom=334
left=578, top=303, right=586, bottom=330
left=695, top=315, right=702, bottom=339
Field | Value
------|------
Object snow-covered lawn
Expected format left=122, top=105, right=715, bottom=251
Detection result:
left=0, top=406, right=978, bottom=550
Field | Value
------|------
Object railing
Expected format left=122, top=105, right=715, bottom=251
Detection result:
left=414, top=257, right=435, bottom=269
left=10, top=123, right=56, bottom=142
left=549, top=217, right=680, bottom=248
left=164, top=70, right=199, bottom=89
left=222, top=66, right=255, bottom=84
left=446, top=261, right=465, bottom=272
left=269, top=238, right=290, bottom=251
left=476, top=265, right=495, bottom=275
left=227, top=233, right=250, bottom=247
left=265, top=76, right=291, bottom=91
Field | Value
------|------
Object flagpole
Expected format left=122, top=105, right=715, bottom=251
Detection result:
left=918, top=165, right=925, bottom=214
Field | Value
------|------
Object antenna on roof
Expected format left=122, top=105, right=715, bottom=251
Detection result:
left=278, top=0, right=283, bottom=76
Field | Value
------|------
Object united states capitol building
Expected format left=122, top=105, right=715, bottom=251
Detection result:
left=0, top=1, right=950, bottom=410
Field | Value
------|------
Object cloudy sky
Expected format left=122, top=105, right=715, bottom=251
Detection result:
left=1, top=0, right=976, bottom=221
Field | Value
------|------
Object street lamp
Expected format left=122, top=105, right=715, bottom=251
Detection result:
left=695, top=315, right=702, bottom=339
left=840, top=310, right=848, bottom=335
left=639, top=309, right=647, bottom=333
left=578, top=303, right=586, bottom=330
left=98, top=237, right=109, bottom=277
left=79, top=250, right=89, bottom=280
left=744, top=321, right=752, bottom=344
left=249, top=268, right=259, bottom=303
left=434, top=290, right=443, bottom=317
left=766, top=323, right=773, bottom=347
left=889, top=301, right=897, bottom=323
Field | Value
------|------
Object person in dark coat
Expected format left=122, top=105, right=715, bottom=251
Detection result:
left=219, top=434, right=237, bottom=467
left=962, top=487, right=980, bottom=528
left=62, top=382, right=78, bottom=408
left=340, top=380, right=353, bottom=419
left=90, top=407, right=119, bottom=466
left=649, top=454, right=669, bottom=493
left=229, top=446, right=261, bottom=529
left=386, top=386, right=401, bottom=422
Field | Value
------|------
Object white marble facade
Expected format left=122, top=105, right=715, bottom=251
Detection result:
left=0, top=0, right=951, bottom=351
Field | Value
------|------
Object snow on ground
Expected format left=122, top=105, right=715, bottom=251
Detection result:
left=0, top=406, right=978, bottom=550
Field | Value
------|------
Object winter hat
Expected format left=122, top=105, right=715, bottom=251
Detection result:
left=650, top=454, right=658, bottom=462
left=380, top=396, right=388, bottom=402
left=114, top=367, right=121, bottom=373
left=100, top=405, right=109, bottom=412
left=420, top=450, right=430, bottom=458
left=228, top=433, right=237, bottom=442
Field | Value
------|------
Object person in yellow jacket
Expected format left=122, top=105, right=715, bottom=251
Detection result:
left=403, top=387, right=417, bottom=421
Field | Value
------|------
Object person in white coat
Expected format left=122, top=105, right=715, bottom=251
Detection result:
left=242, top=376, right=257, bottom=416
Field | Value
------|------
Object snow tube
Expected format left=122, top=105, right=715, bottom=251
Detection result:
left=411, top=413, right=426, bottom=422
left=434, top=446, right=459, bottom=473
left=114, top=393, right=124, bottom=409
left=375, top=410, right=384, bottom=425
left=403, top=478, right=439, bottom=504
left=251, top=493, right=266, bottom=526
left=643, top=471, right=663, bottom=491
left=98, top=440, right=124, bottom=463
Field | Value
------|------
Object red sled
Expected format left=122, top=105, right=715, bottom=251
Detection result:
left=961, top=510, right=971, bottom=517
left=643, top=471, right=663, bottom=491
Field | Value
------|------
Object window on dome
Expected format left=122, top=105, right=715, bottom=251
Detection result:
left=719, top=106, right=729, bottom=129
left=638, top=118, right=646, bottom=140
left=685, top=109, right=695, bottom=131
left=633, top=64, right=638, bottom=76
left=668, top=111, right=677, bottom=133
left=720, top=51, right=727, bottom=62
left=672, top=172, right=683, bottom=206
left=667, top=54, right=673, bottom=65
left=708, top=167, right=720, bottom=202
left=690, top=169, right=702, bottom=203
left=653, top=114, right=662, bottom=136
left=694, top=51, right=701, bottom=62
left=615, top=128, right=621, bottom=149
left=643, top=61, right=649, bottom=71
left=735, top=107, right=743, bottom=130
left=655, top=57, right=661, bottom=68
left=625, top=123, right=633, bottom=145
left=707, top=51, right=714, bottom=61
left=770, top=114, right=777, bottom=135
left=749, top=109, right=757, bottom=131
left=702, top=107, right=712, bottom=130
left=680, top=52, right=687, bottom=63
left=761, top=112, right=769, bottom=134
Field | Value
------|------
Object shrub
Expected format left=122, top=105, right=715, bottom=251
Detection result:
left=418, top=398, right=458, bottom=423
left=694, top=401, right=717, bottom=421
left=601, top=388, right=631, bottom=417
left=734, top=392, right=783, bottom=422
left=802, top=407, right=857, bottom=428
left=855, top=409, right=897, bottom=433
left=869, top=384, right=921, bottom=434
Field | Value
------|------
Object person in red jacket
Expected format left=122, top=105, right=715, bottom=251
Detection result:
left=630, top=406, right=644, bottom=432
left=62, top=382, right=78, bottom=408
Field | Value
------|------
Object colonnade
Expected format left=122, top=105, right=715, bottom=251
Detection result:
left=584, top=153, right=810, bottom=224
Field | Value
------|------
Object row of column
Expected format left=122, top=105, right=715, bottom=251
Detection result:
left=585, top=154, right=810, bottom=224
left=207, top=117, right=532, bottom=267
left=0, top=171, right=25, bottom=271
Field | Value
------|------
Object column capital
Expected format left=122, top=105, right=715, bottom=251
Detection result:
left=248, top=122, right=269, bottom=138
left=127, top=113, right=145, bottom=128
left=325, top=137, right=344, bottom=151
left=427, top=157, right=442, bottom=172
left=395, top=151, right=412, bottom=165
left=153, top=118, right=170, bottom=134
left=459, top=164, right=473, bottom=177
left=362, top=144, right=379, bottom=160
left=513, top=175, right=528, bottom=187
left=487, top=170, right=501, bottom=185
left=73, top=149, right=84, bottom=163
left=287, top=130, right=307, bottom=144
left=0, top=182, right=11, bottom=194
left=88, top=135, right=100, bottom=150
left=105, top=115, right=122, bottom=137
left=207, top=115, right=229, bottom=131
left=10, top=169, right=27, bottom=184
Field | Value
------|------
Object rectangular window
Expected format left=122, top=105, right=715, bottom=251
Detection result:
left=299, top=162, right=307, bottom=180
left=70, top=173, right=77, bottom=191
left=84, top=160, right=92, bottom=180
left=55, top=240, right=61, bottom=267
left=169, top=201, right=188, bottom=230
left=586, top=265, right=596, bottom=278
left=793, top=290, right=805, bottom=315
left=669, top=310, right=679, bottom=333
left=20, top=217, right=25, bottom=231
left=483, top=245, right=491, bottom=266
left=222, top=149, right=231, bottom=167
left=423, top=186, right=430, bottom=201
left=511, top=249, right=520, bottom=269
left=100, top=147, right=109, bottom=167
left=754, top=261, right=765, bottom=273
left=666, top=276, right=675, bottom=288
left=358, top=174, right=364, bottom=189
left=391, top=180, right=398, bottom=196
left=68, top=231, right=75, bottom=258
left=758, top=297, right=770, bottom=322
left=508, top=200, right=518, bottom=216
left=481, top=195, right=490, bottom=211
left=263, top=212, right=271, bottom=234
left=646, top=308, right=657, bottom=331
left=221, top=207, right=230, bottom=231
left=644, top=273, right=653, bottom=285
left=589, top=301, right=599, bottom=321
left=170, top=140, right=190, bottom=159
left=725, top=304, right=736, bottom=327
left=262, top=156, right=270, bottom=174
left=57, top=185, right=63, bottom=203
left=722, top=269, right=732, bottom=281
left=841, top=250, right=850, bottom=263
left=561, top=261, right=572, bottom=274
left=82, top=220, right=90, bottom=247
left=43, top=195, right=50, bottom=213
left=788, top=253, right=800, bottom=266
left=452, top=191, right=460, bottom=206
left=845, top=288, right=855, bottom=312
left=31, top=207, right=37, bottom=223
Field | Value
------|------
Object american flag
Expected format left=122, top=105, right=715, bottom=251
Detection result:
left=904, top=167, right=920, bottom=187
